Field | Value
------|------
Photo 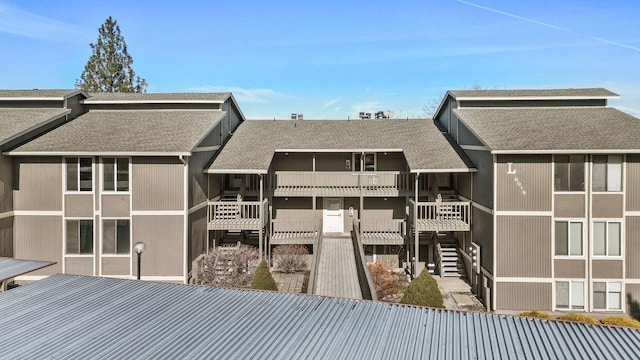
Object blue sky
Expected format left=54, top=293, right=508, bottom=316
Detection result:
left=1, top=0, right=639, bottom=119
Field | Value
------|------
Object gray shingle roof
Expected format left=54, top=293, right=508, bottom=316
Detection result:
left=0, top=274, right=638, bottom=359
left=449, top=88, right=618, bottom=99
left=0, top=108, right=70, bottom=146
left=0, top=89, right=84, bottom=99
left=454, top=107, right=640, bottom=153
left=85, top=92, right=231, bottom=103
left=0, top=257, right=53, bottom=282
left=209, top=119, right=471, bottom=173
left=10, top=110, right=225, bottom=154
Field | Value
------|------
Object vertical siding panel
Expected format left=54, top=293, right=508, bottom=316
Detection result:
left=472, top=208, right=493, bottom=274
left=496, top=216, right=552, bottom=277
left=495, top=282, right=552, bottom=310
left=188, top=207, right=207, bottom=269
left=14, top=215, right=62, bottom=275
left=0, top=155, right=12, bottom=213
left=14, top=157, right=62, bottom=211
left=627, top=155, right=640, bottom=211
left=132, top=157, right=184, bottom=211
left=626, top=217, right=640, bottom=279
left=132, top=215, right=183, bottom=277
left=0, top=218, right=12, bottom=257
left=496, top=155, right=552, bottom=212
left=65, top=257, right=93, bottom=275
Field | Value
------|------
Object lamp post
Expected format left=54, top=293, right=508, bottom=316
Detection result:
left=133, top=241, right=146, bottom=280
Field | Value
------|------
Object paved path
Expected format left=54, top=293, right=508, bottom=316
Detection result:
left=315, top=235, right=362, bottom=299
left=272, top=273, right=305, bottom=293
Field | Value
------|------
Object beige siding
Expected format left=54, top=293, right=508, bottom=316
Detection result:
left=101, top=257, right=130, bottom=276
left=273, top=197, right=314, bottom=220
left=14, top=215, right=62, bottom=275
left=592, top=260, right=623, bottom=279
left=456, top=173, right=472, bottom=200
left=0, top=155, right=12, bottom=213
left=496, top=216, right=551, bottom=277
left=65, top=194, right=93, bottom=217
left=472, top=208, right=493, bottom=274
left=65, top=257, right=93, bottom=275
left=495, top=282, right=552, bottom=310
left=132, top=215, right=183, bottom=276
left=132, top=157, right=184, bottom=211
left=102, top=195, right=130, bottom=217
left=188, top=151, right=210, bottom=209
left=188, top=207, right=207, bottom=267
left=271, top=153, right=312, bottom=171
left=362, top=198, right=405, bottom=219
left=315, top=153, right=351, bottom=171
left=0, top=217, right=12, bottom=257
left=14, top=157, right=62, bottom=211
left=94, top=161, right=100, bottom=211
left=592, top=194, right=623, bottom=218
left=626, top=284, right=640, bottom=315
left=627, top=155, right=640, bottom=211
left=377, top=152, right=406, bottom=171
left=496, top=155, right=552, bottom=212
left=554, top=194, right=585, bottom=218
left=626, top=217, right=640, bottom=279
left=208, top=174, right=222, bottom=199
left=466, top=150, right=493, bottom=208
left=554, top=259, right=585, bottom=278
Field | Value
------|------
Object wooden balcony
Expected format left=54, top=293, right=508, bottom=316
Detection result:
left=409, top=199, right=470, bottom=232
left=359, top=219, right=404, bottom=245
left=208, top=199, right=269, bottom=230
left=273, top=171, right=414, bottom=197
left=271, top=219, right=320, bottom=245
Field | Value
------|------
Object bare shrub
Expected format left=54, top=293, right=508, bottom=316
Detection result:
left=368, top=262, right=399, bottom=300
left=273, top=245, right=308, bottom=273
left=194, top=243, right=259, bottom=288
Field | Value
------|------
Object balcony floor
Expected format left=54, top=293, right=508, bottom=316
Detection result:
left=361, top=232, right=404, bottom=245
left=208, top=218, right=262, bottom=231
left=271, top=231, right=318, bottom=245
left=414, top=219, right=470, bottom=232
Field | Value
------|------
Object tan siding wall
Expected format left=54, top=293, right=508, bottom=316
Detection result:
left=496, top=155, right=552, bottom=212
left=132, top=157, right=184, bottom=211
left=94, top=161, right=100, bottom=211
left=14, top=215, right=62, bottom=275
left=456, top=173, right=472, bottom=200
left=65, top=257, right=93, bottom=275
left=272, top=197, right=314, bottom=220
left=592, top=194, right=623, bottom=218
left=132, top=215, right=183, bottom=276
left=627, top=155, right=640, bottom=211
left=377, top=152, right=406, bottom=171
left=188, top=151, right=210, bottom=209
left=495, top=282, right=552, bottom=310
left=592, top=260, right=623, bottom=279
left=208, top=174, right=222, bottom=199
left=496, top=216, right=551, bottom=277
left=101, top=257, right=130, bottom=276
left=102, top=195, right=130, bottom=217
left=271, top=153, right=312, bottom=171
left=0, top=217, right=12, bottom=257
left=188, top=207, right=207, bottom=267
left=343, top=197, right=359, bottom=231
left=554, top=194, right=585, bottom=218
left=626, top=284, right=640, bottom=315
left=626, top=217, right=640, bottom=279
left=0, top=155, right=12, bottom=213
left=554, top=259, right=585, bottom=278
left=466, top=150, right=493, bottom=208
left=362, top=198, right=405, bottom=219
left=472, top=208, right=493, bottom=274
left=65, top=194, right=93, bottom=217
left=315, top=153, right=351, bottom=171
left=14, top=157, right=62, bottom=211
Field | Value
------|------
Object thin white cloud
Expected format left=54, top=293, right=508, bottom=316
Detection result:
left=184, top=85, right=286, bottom=104
left=0, top=2, right=84, bottom=41
left=455, top=0, right=640, bottom=53
left=322, top=98, right=341, bottom=108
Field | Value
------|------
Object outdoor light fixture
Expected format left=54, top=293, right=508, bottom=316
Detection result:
left=133, top=241, right=146, bottom=280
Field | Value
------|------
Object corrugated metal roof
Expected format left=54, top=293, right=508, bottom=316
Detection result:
left=208, top=119, right=472, bottom=173
left=0, top=274, right=638, bottom=359
left=0, top=108, right=70, bottom=146
left=448, top=88, right=618, bottom=99
left=0, top=257, right=53, bottom=282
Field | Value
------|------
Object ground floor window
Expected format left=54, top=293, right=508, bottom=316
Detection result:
left=66, top=220, right=93, bottom=254
left=556, top=281, right=584, bottom=310
left=102, top=219, right=130, bottom=254
left=593, top=282, right=622, bottom=310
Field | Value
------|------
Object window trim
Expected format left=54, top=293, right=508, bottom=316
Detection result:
left=64, top=218, right=94, bottom=256
left=101, top=157, right=131, bottom=193
left=65, top=157, right=94, bottom=193
left=553, top=155, right=585, bottom=193
left=554, top=219, right=585, bottom=258
left=592, top=281, right=623, bottom=311
left=101, top=218, right=131, bottom=256
left=592, top=220, right=623, bottom=258
left=555, top=280, right=585, bottom=311
left=592, top=155, right=623, bottom=193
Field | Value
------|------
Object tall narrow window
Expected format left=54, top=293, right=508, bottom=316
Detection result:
left=66, top=220, right=93, bottom=254
left=555, top=221, right=583, bottom=256
left=66, top=158, right=93, bottom=192
left=592, top=155, right=622, bottom=192
left=554, top=155, right=584, bottom=191
left=593, top=221, right=621, bottom=256
left=103, top=158, right=129, bottom=192
left=102, top=219, right=130, bottom=254
left=354, top=153, right=376, bottom=172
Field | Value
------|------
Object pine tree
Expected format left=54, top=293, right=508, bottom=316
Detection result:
left=75, top=16, right=147, bottom=93
left=251, top=260, right=279, bottom=291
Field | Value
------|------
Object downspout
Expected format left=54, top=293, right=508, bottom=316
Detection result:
left=180, top=155, right=189, bottom=284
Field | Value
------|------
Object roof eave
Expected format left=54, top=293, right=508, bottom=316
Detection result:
left=5, top=151, right=192, bottom=156
left=81, top=99, right=226, bottom=105
left=410, top=168, right=477, bottom=173
left=492, top=149, right=640, bottom=155
left=206, top=169, right=268, bottom=174
left=454, top=95, right=620, bottom=101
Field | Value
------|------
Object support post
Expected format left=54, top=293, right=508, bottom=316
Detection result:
left=259, top=174, right=264, bottom=259
left=414, top=173, right=419, bottom=275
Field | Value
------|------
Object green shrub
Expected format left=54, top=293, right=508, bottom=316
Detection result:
left=601, top=317, right=640, bottom=328
left=519, top=311, right=554, bottom=320
left=556, top=313, right=599, bottom=324
left=399, top=269, right=444, bottom=308
left=251, top=260, right=278, bottom=291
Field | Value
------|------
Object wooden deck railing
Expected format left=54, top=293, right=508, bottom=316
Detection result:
left=273, top=171, right=413, bottom=194
left=208, top=198, right=269, bottom=230
left=409, top=199, right=471, bottom=232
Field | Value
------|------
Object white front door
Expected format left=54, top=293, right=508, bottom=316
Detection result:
left=323, top=198, right=343, bottom=233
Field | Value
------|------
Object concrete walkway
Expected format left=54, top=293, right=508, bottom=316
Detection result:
left=272, top=273, right=305, bottom=293
left=434, top=276, right=485, bottom=311
left=315, top=235, right=362, bottom=299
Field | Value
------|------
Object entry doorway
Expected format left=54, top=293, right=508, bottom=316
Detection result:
left=323, top=197, right=343, bottom=233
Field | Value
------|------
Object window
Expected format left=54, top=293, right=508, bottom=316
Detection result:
left=66, top=220, right=93, bottom=254
left=554, top=155, right=584, bottom=191
left=556, top=281, right=584, bottom=310
left=103, top=219, right=130, bottom=254
left=592, top=155, right=622, bottom=192
left=354, top=153, right=376, bottom=171
left=555, top=221, right=583, bottom=256
left=103, top=158, right=129, bottom=192
left=593, top=221, right=621, bottom=256
left=66, top=158, right=92, bottom=191
left=593, top=282, right=622, bottom=310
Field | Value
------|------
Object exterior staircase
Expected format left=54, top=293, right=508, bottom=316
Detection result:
left=437, top=237, right=465, bottom=278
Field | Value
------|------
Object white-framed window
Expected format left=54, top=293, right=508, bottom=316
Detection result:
left=556, top=281, right=585, bottom=310
left=593, top=221, right=622, bottom=256
left=103, top=158, right=129, bottom=192
left=555, top=220, right=584, bottom=256
left=66, top=219, right=94, bottom=254
left=66, top=157, right=93, bottom=192
left=354, top=153, right=376, bottom=172
left=593, top=282, right=622, bottom=310
left=102, top=219, right=130, bottom=255
left=592, top=155, right=622, bottom=192
left=554, top=155, right=584, bottom=192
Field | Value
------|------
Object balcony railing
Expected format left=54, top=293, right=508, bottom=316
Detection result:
left=208, top=198, right=269, bottom=230
left=359, top=219, right=404, bottom=245
left=271, top=218, right=319, bottom=245
left=409, top=199, right=470, bottom=232
left=273, top=171, right=414, bottom=197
